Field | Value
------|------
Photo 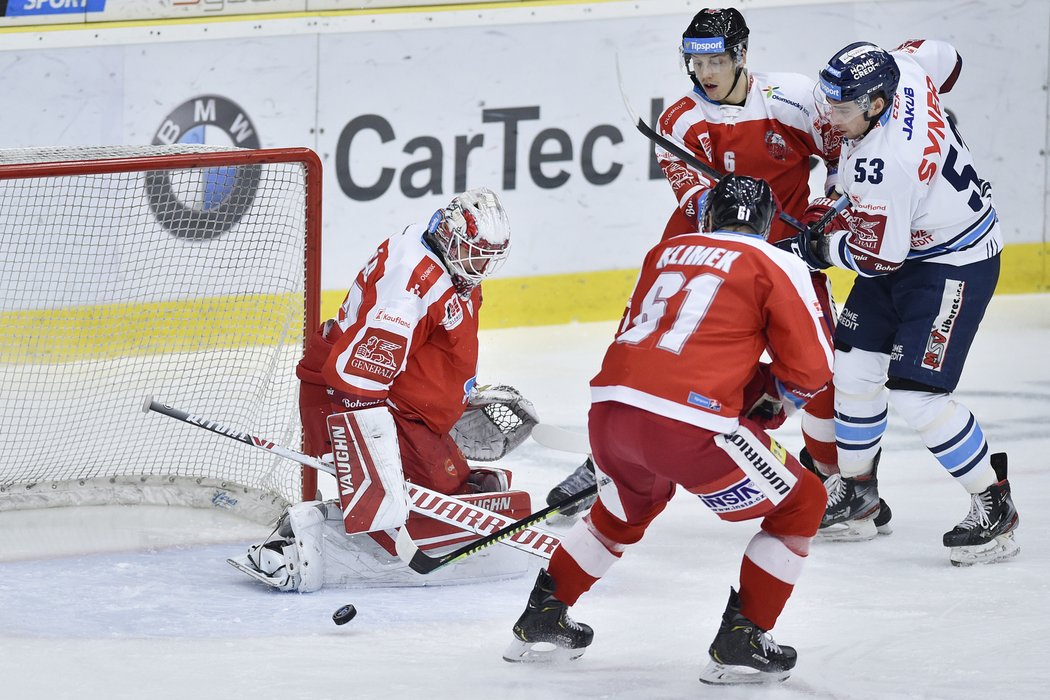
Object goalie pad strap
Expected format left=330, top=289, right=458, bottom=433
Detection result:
left=328, top=407, right=410, bottom=534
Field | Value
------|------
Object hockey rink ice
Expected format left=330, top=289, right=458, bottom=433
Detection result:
left=2, top=293, right=1048, bottom=699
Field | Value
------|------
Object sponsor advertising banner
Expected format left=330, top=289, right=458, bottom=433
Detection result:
left=0, top=1, right=1046, bottom=301
left=0, top=0, right=525, bottom=25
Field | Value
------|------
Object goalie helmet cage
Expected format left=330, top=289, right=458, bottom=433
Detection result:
left=0, top=145, right=321, bottom=523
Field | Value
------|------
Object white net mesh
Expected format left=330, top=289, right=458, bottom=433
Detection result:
left=0, top=146, right=317, bottom=522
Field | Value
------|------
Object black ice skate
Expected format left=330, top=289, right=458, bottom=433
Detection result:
left=799, top=448, right=892, bottom=538
left=546, top=457, right=597, bottom=518
left=699, top=588, right=796, bottom=685
left=818, top=451, right=885, bottom=542
left=943, top=452, right=1020, bottom=566
left=503, top=569, right=594, bottom=663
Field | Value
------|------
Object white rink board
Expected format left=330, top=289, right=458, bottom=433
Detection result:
left=0, top=0, right=1046, bottom=290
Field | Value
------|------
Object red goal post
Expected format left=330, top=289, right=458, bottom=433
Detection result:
left=0, top=145, right=321, bottom=522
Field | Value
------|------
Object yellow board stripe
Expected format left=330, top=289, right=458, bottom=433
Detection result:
left=3, top=242, right=1046, bottom=361
left=0, top=293, right=302, bottom=363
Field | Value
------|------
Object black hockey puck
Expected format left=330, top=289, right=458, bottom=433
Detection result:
left=332, top=604, right=357, bottom=625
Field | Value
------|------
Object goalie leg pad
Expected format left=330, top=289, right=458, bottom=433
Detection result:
left=328, top=407, right=410, bottom=535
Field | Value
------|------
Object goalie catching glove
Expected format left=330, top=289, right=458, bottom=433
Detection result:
left=451, top=384, right=539, bottom=461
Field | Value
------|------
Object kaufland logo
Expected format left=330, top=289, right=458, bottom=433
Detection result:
left=683, top=37, right=725, bottom=54
left=3, top=0, right=106, bottom=16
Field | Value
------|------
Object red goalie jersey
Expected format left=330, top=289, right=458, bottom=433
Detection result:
left=591, top=230, right=833, bottom=434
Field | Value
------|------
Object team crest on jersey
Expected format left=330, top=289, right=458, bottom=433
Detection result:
left=348, top=330, right=405, bottom=381
left=442, top=296, right=464, bottom=330
left=765, top=131, right=789, bottom=161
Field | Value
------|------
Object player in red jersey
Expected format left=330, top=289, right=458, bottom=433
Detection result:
left=232, top=188, right=563, bottom=591
left=654, top=10, right=888, bottom=527
left=503, top=176, right=832, bottom=685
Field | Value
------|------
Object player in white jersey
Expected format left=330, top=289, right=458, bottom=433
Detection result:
left=784, top=41, right=1018, bottom=565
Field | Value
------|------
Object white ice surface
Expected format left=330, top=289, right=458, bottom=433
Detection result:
left=2, top=294, right=1049, bottom=699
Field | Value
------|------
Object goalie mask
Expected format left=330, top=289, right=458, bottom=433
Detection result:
left=701, top=175, right=776, bottom=240
left=425, top=187, right=511, bottom=298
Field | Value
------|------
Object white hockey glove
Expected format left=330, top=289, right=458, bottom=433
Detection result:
left=451, top=384, right=539, bottom=461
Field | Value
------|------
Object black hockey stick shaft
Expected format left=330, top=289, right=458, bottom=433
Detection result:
left=614, top=59, right=849, bottom=235
left=141, top=396, right=336, bottom=475
left=398, top=483, right=598, bottom=574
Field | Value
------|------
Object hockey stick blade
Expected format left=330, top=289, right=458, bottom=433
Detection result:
left=396, top=483, right=598, bottom=574
left=531, top=424, right=591, bottom=455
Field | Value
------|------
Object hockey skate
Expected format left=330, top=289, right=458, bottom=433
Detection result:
left=800, top=448, right=892, bottom=538
left=944, top=453, right=1020, bottom=566
left=816, top=452, right=888, bottom=542
left=546, top=457, right=597, bottom=518
left=699, top=588, right=796, bottom=685
left=503, top=569, right=594, bottom=663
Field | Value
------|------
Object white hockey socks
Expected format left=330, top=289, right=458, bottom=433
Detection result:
left=833, top=349, right=890, bottom=478
left=888, top=390, right=995, bottom=493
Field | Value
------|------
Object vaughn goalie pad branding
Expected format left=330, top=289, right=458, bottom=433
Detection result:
left=328, top=409, right=409, bottom=534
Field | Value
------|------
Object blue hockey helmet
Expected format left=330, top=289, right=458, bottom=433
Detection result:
left=819, top=42, right=900, bottom=111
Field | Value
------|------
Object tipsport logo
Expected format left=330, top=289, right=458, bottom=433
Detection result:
left=146, top=95, right=261, bottom=239
left=2, top=0, right=105, bottom=17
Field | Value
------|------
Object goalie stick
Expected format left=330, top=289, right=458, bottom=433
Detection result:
left=395, top=482, right=598, bottom=574
left=613, top=58, right=850, bottom=234
left=141, top=397, right=562, bottom=561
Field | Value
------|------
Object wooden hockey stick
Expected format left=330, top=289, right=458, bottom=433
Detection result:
left=395, top=482, right=598, bottom=574
left=142, top=397, right=562, bottom=561
left=614, top=58, right=850, bottom=234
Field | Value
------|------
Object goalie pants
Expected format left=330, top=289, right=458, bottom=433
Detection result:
left=299, top=380, right=469, bottom=494
left=547, top=400, right=826, bottom=631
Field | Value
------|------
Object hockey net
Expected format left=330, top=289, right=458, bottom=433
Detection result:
left=0, top=146, right=321, bottom=523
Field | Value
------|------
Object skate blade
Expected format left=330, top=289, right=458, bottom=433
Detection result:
left=226, top=556, right=293, bottom=590
left=949, top=531, right=1020, bottom=567
left=818, top=517, right=878, bottom=542
left=698, top=660, right=791, bottom=685
left=502, top=638, right=586, bottom=664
